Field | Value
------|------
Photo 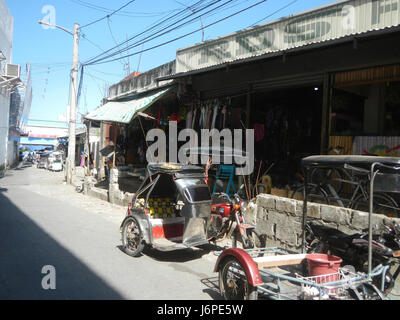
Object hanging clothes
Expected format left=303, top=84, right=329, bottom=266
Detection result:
left=254, top=123, right=265, bottom=142
left=199, top=106, right=206, bottom=129
left=191, top=108, right=197, bottom=129
left=221, top=105, right=227, bottom=128
left=232, top=108, right=242, bottom=129
left=186, top=107, right=193, bottom=129
left=211, top=104, right=219, bottom=129
left=206, top=104, right=212, bottom=129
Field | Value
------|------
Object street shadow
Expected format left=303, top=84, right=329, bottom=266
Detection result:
left=0, top=192, right=124, bottom=300
left=117, top=241, right=226, bottom=263
left=14, top=163, right=33, bottom=170
left=201, top=277, right=222, bottom=300
left=143, top=245, right=212, bottom=263
left=0, top=187, right=8, bottom=192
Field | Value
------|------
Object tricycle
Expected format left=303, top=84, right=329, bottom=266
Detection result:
left=120, top=162, right=264, bottom=257
left=214, top=155, right=400, bottom=300
left=120, top=163, right=212, bottom=256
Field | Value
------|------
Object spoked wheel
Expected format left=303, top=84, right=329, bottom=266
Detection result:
left=351, top=193, right=399, bottom=218
left=310, top=168, right=345, bottom=196
left=121, top=216, right=145, bottom=257
left=219, top=257, right=258, bottom=300
left=232, top=229, right=265, bottom=257
left=290, top=183, right=330, bottom=205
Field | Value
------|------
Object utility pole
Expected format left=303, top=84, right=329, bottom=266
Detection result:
left=66, top=23, right=80, bottom=184
left=39, top=20, right=80, bottom=184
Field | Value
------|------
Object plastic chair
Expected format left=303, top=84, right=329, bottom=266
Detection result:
left=212, top=165, right=237, bottom=197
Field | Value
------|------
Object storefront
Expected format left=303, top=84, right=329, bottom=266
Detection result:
left=157, top=0, right=400, bottom=192
left=330, top=64, right=400, bottom=156
left=85, top=84, right=182, bottom=194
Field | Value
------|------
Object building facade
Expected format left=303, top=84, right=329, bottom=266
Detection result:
left=0, top=0, right=30, bottom=169
left=0, top=0, right=14, bottom=171
left=158, top=0, right=400, bottom=187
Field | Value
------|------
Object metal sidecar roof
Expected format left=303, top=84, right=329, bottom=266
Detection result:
left=301, top=155, right=400, bottom=169
left=147, top=163, right=205, bottom=176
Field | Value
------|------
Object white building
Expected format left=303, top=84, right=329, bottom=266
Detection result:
left=0, top=0, right=14, bottom=171
left=0, top=0, right=31, bottom=170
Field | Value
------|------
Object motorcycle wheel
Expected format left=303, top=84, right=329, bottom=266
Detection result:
left=232, top=229, right=265, bottom=257
left=121, top=216, right=144, bottom=257
left=219, top=257, right=258, bottom=300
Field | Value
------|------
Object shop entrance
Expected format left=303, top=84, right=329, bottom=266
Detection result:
left=249, top=85, right=324, bottom=189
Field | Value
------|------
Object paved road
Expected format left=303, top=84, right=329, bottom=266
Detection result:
left=0, top=163, right=221, bottom=300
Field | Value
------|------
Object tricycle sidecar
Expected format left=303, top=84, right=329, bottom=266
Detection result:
left=214, top=156, right=400, bottom=300
left=120, top=163, right=212, bottom=257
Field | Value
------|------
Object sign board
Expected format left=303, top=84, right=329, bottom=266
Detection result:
left=176, top=0, right=400, bottom=73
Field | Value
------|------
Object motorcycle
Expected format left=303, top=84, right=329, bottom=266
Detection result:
left=305, top=220, right=400, bottom=294
left=208, top=182, right=265, bottom=254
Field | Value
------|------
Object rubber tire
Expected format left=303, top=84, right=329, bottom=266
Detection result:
left=290, top=183, right=330, bottom=205
left=310, top=168, right=344, bottom=196
left=232, top=229, right=265, bottom=257
left=351, top=193, right=399, bottom=218
left=121, top=216, right=145, bottom=257
left=218, top=257, right=258, bottom=300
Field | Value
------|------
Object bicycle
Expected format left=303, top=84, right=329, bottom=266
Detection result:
left=290, top=163, right=400, bottom=218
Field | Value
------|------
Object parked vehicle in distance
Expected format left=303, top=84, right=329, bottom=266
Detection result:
left=37, top=153, right=50, bottom=169
left=47, top=152, right=63, bottom=171
left=50, top=158, right=63, bottom=171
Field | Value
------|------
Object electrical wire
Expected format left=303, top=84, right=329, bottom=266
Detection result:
left=106, top=17, right=130, bottom=68
left=248, top=0, right=298, bottom=27
left=68, top=0, right=180, bottom=18
left=85, top=0, right=268, bottom=66
left=84, top=0, right=234, bottom=65
left=81, top=32, right=126, bottom=67
left=82, top=0, right=218, bottom=64
left=80, top=0, right=137, bottom=29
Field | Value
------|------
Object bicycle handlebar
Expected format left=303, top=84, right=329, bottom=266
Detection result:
left=343, top=163, right=370, bottom=174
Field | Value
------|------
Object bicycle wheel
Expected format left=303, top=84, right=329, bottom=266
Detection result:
left=310, top=168, right=344, bottom=196
left=290, top=183, right=330, bottom=205
left=352, top=193, right=399, bottom=218
left=121, top=216, right=145, bottom=257
left=218, top=257, right=258, bottom=300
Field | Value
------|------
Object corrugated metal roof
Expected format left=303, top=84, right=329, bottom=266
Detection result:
left=85, top=88, right=170, bottom=124
left=159, top=24, right=400, bottom=81
left=173, top=0, right=400, bottom=75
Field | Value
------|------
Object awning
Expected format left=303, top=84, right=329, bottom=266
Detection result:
left=84, top=87, right=170, bottom=124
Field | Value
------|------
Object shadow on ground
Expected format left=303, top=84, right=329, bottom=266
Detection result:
left=0, top=191, right=123, bottom=300
left=116, top=243, right=219, bottom=263
left=201, top=277, right=222, bottom=300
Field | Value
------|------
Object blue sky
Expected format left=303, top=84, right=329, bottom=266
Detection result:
left=5, top=0, right=335, bottom=127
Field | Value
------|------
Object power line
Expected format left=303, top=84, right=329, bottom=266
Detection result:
left=83, top=0, right=209, bottom=65
left=85, top=0, right=269, bottom=66
left=69, top=0, right=180, bottom=18
left=106, top=17, right=130, bottom=68
left=248, top=0, right=298, bottom=27
left=84, top=0, right=234, bottom=65
left=80, top=0, right=137, bottom=29
left=81, top=32, right=126, bottom=67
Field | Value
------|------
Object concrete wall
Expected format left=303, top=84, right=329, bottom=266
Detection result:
left=108, top=61, right=175, bottom=100
left=0, top=0, right=13, bottom=171
left=0, top=91, right=10, bottom=171
left=251, top=194, right=400, bottom=252
left=82, top=168, right=133, bottom=207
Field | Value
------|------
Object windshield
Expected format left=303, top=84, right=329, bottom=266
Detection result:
left=184, top=186, right=211, bottom=203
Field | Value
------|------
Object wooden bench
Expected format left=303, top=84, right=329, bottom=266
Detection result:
left=253, top=254, right=307, bottom=269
